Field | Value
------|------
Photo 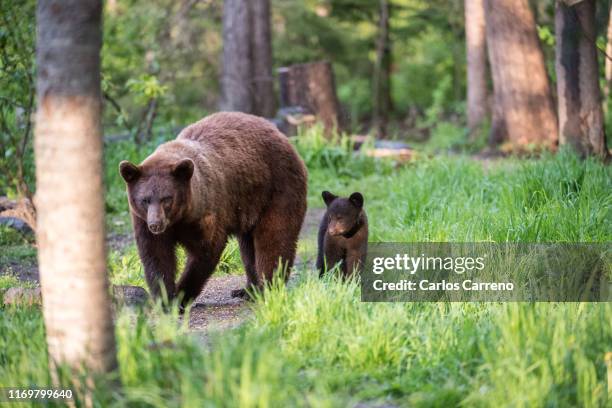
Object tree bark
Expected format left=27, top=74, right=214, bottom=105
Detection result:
left=282, top=61, right=341, bottom=137
left=484, top=0, right=558, bottom=150
left=35, top=0, right=117, bottom=378
left=555, top=0, right=607, bottom=158
left=220, top=0, right=252, bottom=112
left=373, top=0, right=392, bottom=138
left=250, top=0, right=276, bottom=117
left=604, top=3, right=612, bottom=114
left=465, top=0, right=488, bottom=139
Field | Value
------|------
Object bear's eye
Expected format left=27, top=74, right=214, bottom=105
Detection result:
left=141, top=197, right=151, bottom=206
left=161, top=196, right=173, bottom=205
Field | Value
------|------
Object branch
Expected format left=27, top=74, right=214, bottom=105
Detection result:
left=103, top=91, right=132, bottom=133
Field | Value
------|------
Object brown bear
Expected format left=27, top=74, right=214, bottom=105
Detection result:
left=119, top=112, right=308, bottom=307
left=316, top=191, right=368, bottom=278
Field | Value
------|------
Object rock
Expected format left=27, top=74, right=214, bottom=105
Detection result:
left=0, top=197, right=17, bottom=213
left=0, top=216, right=34, bottom=236
left=374, top=140, right=411, bottom=150
left=269, top=106, right=311, bottom=136
left=112, top=285, right=149, bottom=306
left=3, top=287, right=41, bottom=306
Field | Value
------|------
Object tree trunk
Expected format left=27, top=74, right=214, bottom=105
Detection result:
left=373, top=0, right=392, bottom=138
left=484, top=0, right=558, bottom=150
left=250, top=0, right=276, bottom=117
left=465, top=0, right=488, bottom=139
left=220, top=0, right=252, bottom=112
left=35, top=0, right=117, bottom=379
left=555, top=0, right=607, bottom=158
left=282, top=61, right=341, bottom=137
left=604, top=4, right=612, bottom=114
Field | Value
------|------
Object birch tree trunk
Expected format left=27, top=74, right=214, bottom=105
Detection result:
left=485, top=0, right=558, bottom=150
left=220, top=0, right=252, bottom=112
left=250, top=0, right=276, bottom=117
left=555, top=0, right=607, bottom=158
left=465, top=0, right=488, bottom=139
left=35, top=0, right=117, bottom=377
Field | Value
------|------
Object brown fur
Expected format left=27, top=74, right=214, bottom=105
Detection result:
left=119, top=112, right=308, bottom=307
left=316, top=191, right=368, bottom=278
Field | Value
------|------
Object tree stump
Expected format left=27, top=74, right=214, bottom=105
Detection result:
left=278, top=61, right=341, bottom=137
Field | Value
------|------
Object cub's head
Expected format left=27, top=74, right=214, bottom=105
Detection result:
left=322, top=191, right=364, bottom=237
left=119, top=158, right=194, bottom=235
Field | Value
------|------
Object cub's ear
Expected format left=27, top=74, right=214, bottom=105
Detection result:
left=349, top=192, right=364, bottom=208
left=119, top=161, right=141, bottom=183
left=321, top=191, right=337, bottom=206
left=172, top=158, right=194, bottom=181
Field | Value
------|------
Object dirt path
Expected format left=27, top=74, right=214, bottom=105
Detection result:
left=186, top=207, right=324, bottom=332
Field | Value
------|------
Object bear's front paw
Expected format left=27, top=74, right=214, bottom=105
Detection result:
left=231, top=288, right=248, bottom=298
left=231, top=287, right=258, bottom=300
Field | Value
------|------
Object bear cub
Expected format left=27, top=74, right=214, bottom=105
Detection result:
left=316, top=191, right=368, bottom=278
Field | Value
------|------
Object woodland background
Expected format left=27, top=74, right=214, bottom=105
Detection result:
left=2, top=0, right=611, bottom=202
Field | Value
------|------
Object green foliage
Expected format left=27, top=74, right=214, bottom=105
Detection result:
left=392, top=26, right=464, bottom=120
left=537, top=24, right=555, bottom=47
left=0, top=225, right=30, bottom=246
left=292, top=126, right=395, bottom=207
left=0, top=273, right=21, bottom=293
left=108, top=245, right=146, bottom=287
left=0, top=0, right=36, bottom=197
left=0, top=226, right=36, bottom=271
left=101, top=0, right=223, bottom=131
left=272, top=0, right=466, bottom=129
left=126, top=74, right=168, bottom=105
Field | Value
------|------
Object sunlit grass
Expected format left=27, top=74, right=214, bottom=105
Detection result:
left=1, top=127, right=611, bottom=406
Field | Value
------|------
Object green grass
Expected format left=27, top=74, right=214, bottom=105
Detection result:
left=0, top=225, right=36, bottom=273
left=1, top=128, right=611, bottom=407
left=107, top=239, right=243, bottom=287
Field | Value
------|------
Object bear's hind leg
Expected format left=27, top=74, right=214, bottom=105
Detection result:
left=253, top=200, right=304, bottom=288
left=231, top=232, right=260, bottom=298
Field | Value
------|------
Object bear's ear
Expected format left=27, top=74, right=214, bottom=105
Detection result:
left=349, top=192, right=364, bottom=208
left=119, top=161, right=141, bottom=183
left=172, top=159, right=194, bottom=181
left=322, top=191, right=337, bottom=206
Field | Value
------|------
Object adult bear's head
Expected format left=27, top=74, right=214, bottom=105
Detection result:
left=119, top=158, right=194, bottom=235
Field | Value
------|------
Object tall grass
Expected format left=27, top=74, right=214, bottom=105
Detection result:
left=2, top=280, right=609, bottom=406
left=305, top=147, right=611, bottom=242
left=1, top=129, right=610, bottom=407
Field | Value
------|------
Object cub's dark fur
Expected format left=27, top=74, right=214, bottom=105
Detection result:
left=316, top=191, right=368, bottom=278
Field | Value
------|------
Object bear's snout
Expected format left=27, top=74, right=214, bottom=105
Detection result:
left=328, top=224, right=344, bottom=236
left=147, top=204, right=168, bottom=234
left=148, top=222, right=166, bottom=235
